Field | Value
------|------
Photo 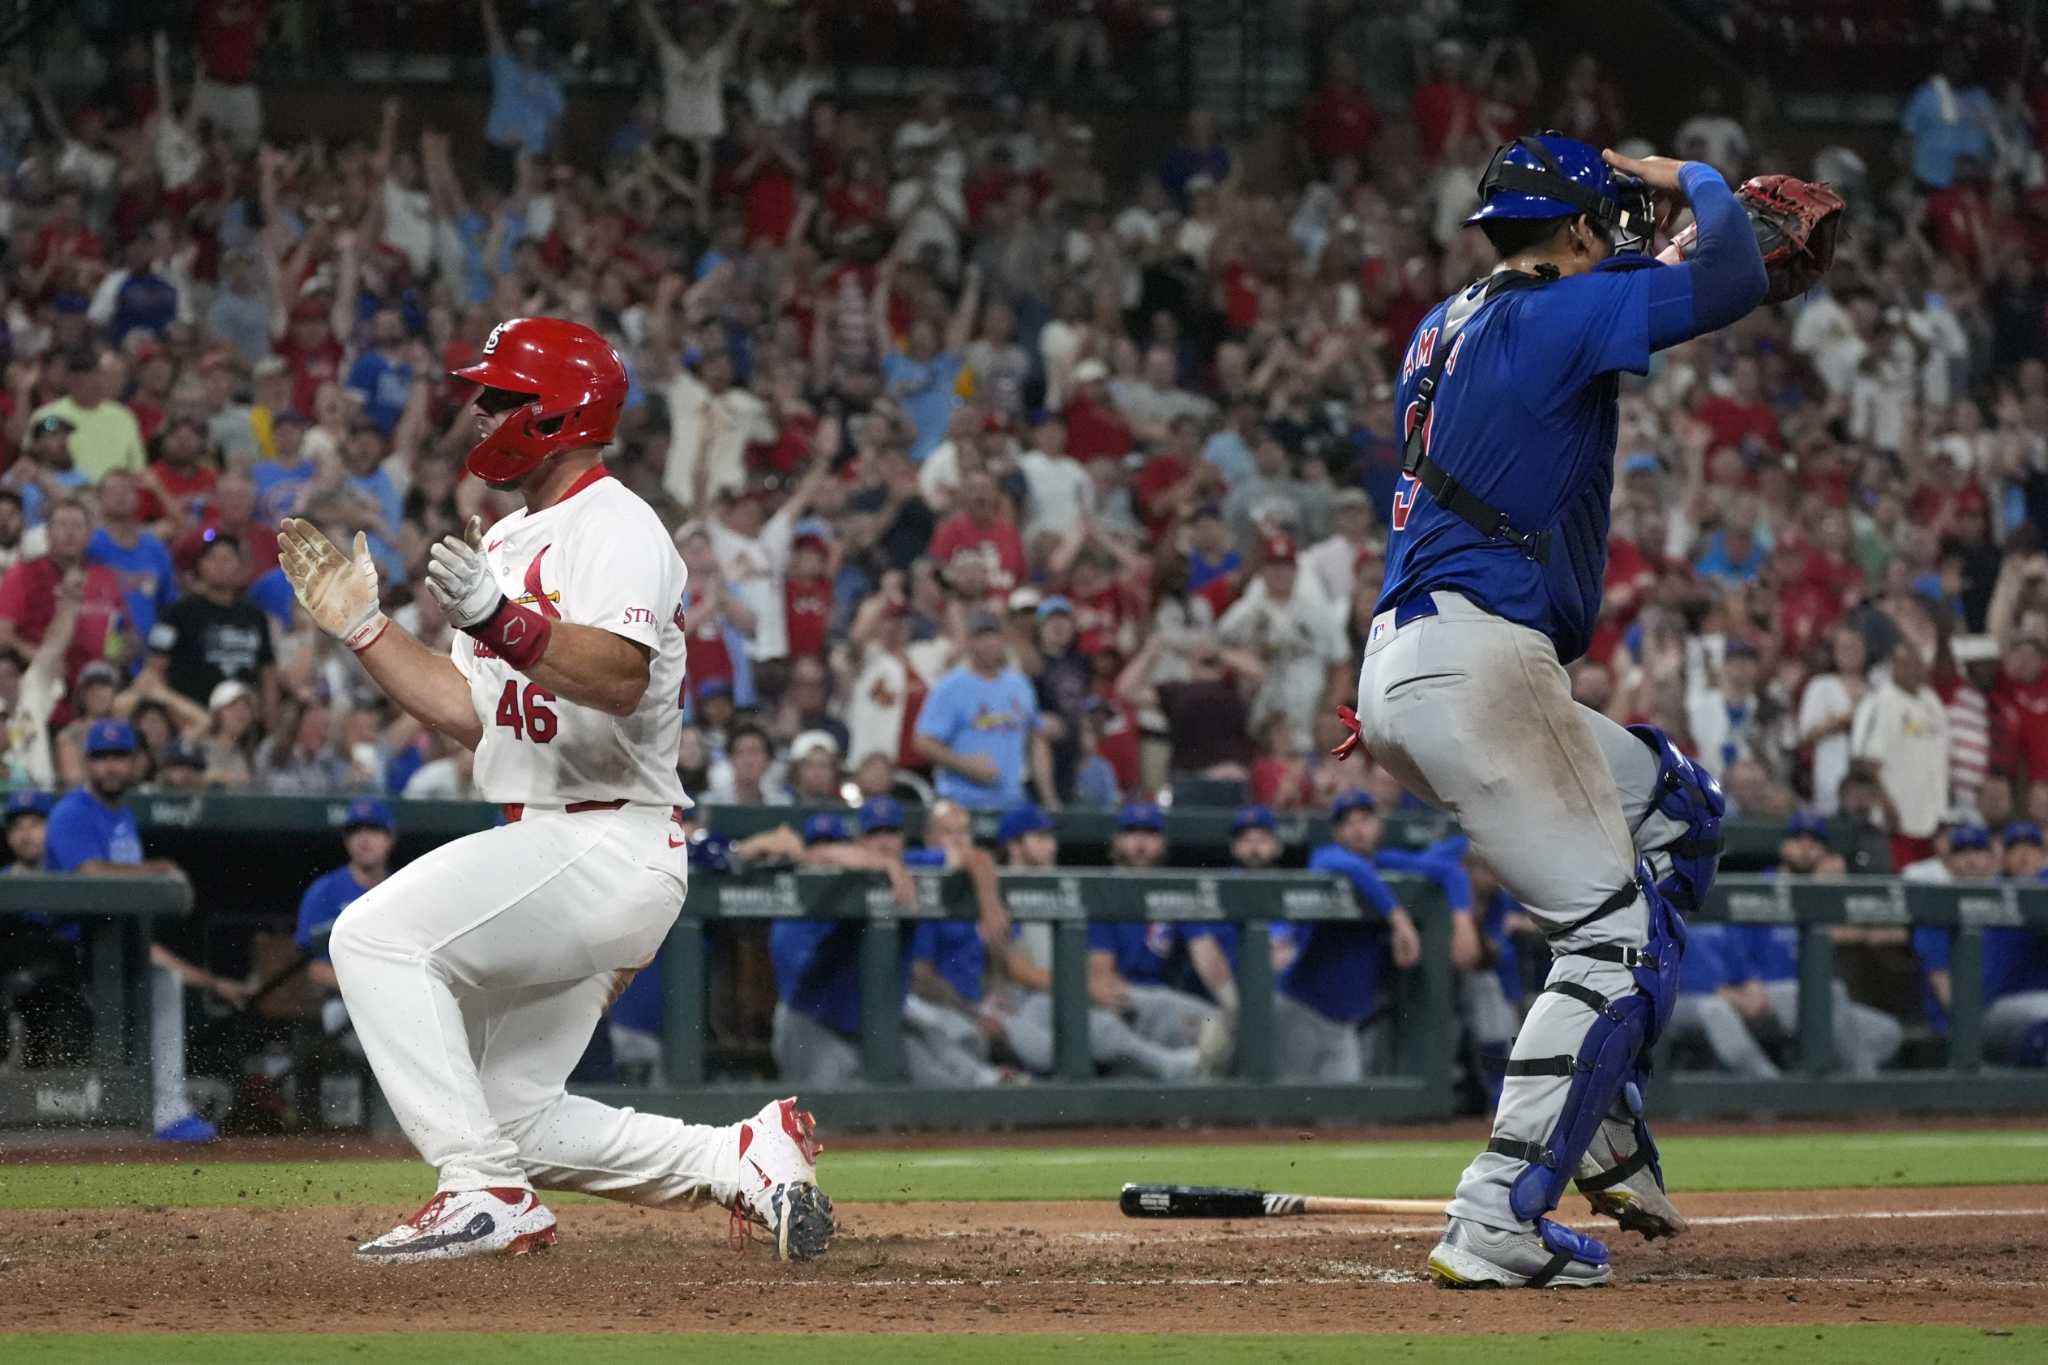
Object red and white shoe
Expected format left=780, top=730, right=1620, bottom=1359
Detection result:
left=730, top=1097, right=834, bottom=1262
left=354, top=1187, right=558, bottom=1264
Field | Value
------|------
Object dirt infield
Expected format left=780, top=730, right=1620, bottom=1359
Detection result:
left=5, top=1184, right=2042, bottom=1336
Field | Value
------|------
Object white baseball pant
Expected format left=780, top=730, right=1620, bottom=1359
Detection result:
left=1356, top=592, right=1685, bottom=1233
left=329, top=804, right=744, bottom=1205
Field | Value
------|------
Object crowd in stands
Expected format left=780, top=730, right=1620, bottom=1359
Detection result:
left=2, top=1, right=2047, bottom=1127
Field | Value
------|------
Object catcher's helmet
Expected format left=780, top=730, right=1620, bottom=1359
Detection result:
left=1465, top=132, right=1653, bottom=253
left=450, top=317, right=627, bottom=485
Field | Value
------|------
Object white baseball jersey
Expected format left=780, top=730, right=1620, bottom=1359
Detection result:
left=453, top=467, right=690, bottom=808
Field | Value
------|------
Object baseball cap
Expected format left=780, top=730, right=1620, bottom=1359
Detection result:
left=802, top=812, right=848, bottom=844
left=84, top=719, right=138, bottom=756
left=1623, top=452, right=1665, bottom=476
left=273, top=408, right=311, bottom=428
left=1724, top=638, right=1760, bottom=661
left=1007, top=586, right=1044, bottom=614
left=1948, top=824, right=1993, bottom=853
left=858, top=795, right=905, bottom=834
left=4, top=790, right=53, bottom=823
left=1330, top=788, right=1378, bottom=821
left=966, top=608, right=1004, bottom=636
left=1331, top=488, right=1372, bottom=513
left=791, top=730, right=840, bottom=764
left=31, top=414, right=76, bottom=437
left=997, top=803, right=1057, bottom=844
left=792, top=516, right=834, bottom=553
left=75, top=660, right=120, bottom=690
left=343, top=798, right=396, bottom=833
left=1263, top=532, right=1297, bottom=566
left=695, top=677, right=734, bottom=703
left=1784, top=811, right=1828, bottom=840
left=2004, top=822, right=2045, bottom=849
left=209, top=678, right=255, bottom=712
left=1072, top=358, right=1109, bottom=385
left=162, top=740, right=205, bottom=771
left=1231, top=804, right=1277, bottom=835
left=1117, top=801, right=1165, bottom=833
left=1035, top=595, right=1074, bottom=622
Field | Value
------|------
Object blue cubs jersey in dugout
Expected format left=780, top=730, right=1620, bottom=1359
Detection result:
left=914, top=920, right=988, bottom=1003
left=1376, top=161, right=1765, bottom=663
left=771, top=921, right=916, bottom=1037
left=295, top=865, right=379, bottom=963
left=1279, top=843, right=1403, bottom=1024
left=1677, top=922, right=1742, bottom=996
left=44, top=788, right=144, bottom=870
left=1911, top=925, right=2048, bottom=1031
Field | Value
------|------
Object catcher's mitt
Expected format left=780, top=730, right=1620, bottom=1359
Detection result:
left=1659, top=173, right=1846, bottom=305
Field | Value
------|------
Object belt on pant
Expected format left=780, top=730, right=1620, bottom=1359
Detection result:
left=500, top=798, right=629, bottom=823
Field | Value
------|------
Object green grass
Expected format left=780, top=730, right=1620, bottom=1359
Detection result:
left=3, top=1328, right=2043, bottom=1364
left=3, top=1129, right=2045, bottom=1209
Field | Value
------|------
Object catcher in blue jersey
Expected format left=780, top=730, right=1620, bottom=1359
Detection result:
left=1344, top=134, right=1839, bottom=1288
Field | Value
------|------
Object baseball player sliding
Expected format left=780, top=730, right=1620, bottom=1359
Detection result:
left=277, top=318, right=832, bottom=1265
left=1348, top=135, right=1838, bottom=1287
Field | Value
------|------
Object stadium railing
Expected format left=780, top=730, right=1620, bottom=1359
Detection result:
left=574, top=866, right=1464, bottom=1129
left=1664, top=874, right=2048, bottom=1116
left=0, top=873, right=192, bottom=1126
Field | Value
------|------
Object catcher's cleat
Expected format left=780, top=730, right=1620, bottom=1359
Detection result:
left=1426, top=1216, right=1611, bottom=1290
left=730, top=1097, right=835, bottom=1262
left=1576, top=1116, right=1688, bottom=1241
left=354, top=1187, right=557, bottom=1264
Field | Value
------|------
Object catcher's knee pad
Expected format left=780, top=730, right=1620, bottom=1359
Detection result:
left=1628, top=723, right=1725, bottom=913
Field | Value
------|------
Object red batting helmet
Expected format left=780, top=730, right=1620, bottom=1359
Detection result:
left=450, top=317, right=627, bottom=484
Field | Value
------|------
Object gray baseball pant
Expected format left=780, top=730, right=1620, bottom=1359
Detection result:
left=1665, top=992, right=1780, bottom=1078
left=1272, top=994, right=1389, bottom=1081
left=1981, top=991, right=2048, bottom=1065
left=771, top=1003, right=862, bottom=1087
left=1356, top=592, right=1686, bottom=1234
left=996, top=992, right=1200, bottom=1079
left=1760, top=979, right=1903, bottom=1077
left=1124, top=982, right=1217, bottom=1050
left=903, top=995, right=1002, bottom=1087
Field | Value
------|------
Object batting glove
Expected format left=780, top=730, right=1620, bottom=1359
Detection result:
left=278, top=518, right=388, bottom=652
left=425, top=516, right=503, bottom=629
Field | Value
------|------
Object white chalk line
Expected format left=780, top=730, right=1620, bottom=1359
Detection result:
left=943, top=1205, right=2048, bottom=1244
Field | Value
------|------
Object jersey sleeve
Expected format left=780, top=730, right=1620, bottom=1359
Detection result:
left=43, top=802, right=104, bottom=871
left=1308, top=845, right=1399, bottom=918
left=1911, top=925, right=1953, bottom=973
left=561, top=501, right=679, bottom=651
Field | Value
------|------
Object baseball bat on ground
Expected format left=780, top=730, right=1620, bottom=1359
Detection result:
left=1119, top=1183, right=1447, bottom=1219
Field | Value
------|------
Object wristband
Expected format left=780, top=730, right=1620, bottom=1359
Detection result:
left=466, top=596, right=554, bottom=671
left=345, top=610, right=391, bottom=654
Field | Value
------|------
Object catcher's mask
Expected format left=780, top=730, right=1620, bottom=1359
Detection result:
left=1467, top=131, right=1654, bottom=255
left=451, top=317, right=627, bottom=485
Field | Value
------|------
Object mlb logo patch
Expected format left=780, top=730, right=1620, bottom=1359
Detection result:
left=1369, top=617, right=1391, bottom=645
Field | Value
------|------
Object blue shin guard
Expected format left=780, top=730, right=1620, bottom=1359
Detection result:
left=1495, top=869, right=1686, bottom=1224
